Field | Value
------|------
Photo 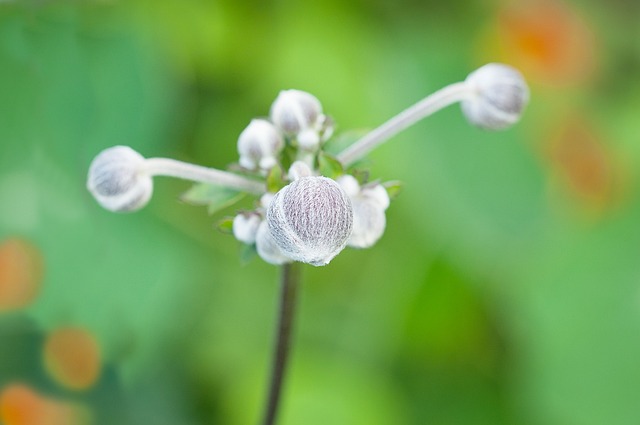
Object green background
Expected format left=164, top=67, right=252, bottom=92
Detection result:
left=1, top=0, right=640, bottom=424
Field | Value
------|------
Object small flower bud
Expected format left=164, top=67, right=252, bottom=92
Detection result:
left=233, top=213, right=262, bottom=245
left=87, top=146, right=153, bottom=212
left=256, top=220, right=291, bottom=265
left=267, top=176, right=353, bottom=266
left=270, top=89, right=324, bottom=150
left=260, top=192, right=275, bottom=209
left=461, top=63, right=530, bottom=130
left=337, top=176, right=390, bottom=249
left=287, top=161, right=312, bottom=181
left=237, top=119, right=284, bottom=171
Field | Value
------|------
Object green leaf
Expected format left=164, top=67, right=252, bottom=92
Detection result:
left=181, top=183, right=245, bottom=215
left=383, top=180, right=404, bottom=200
left=351, top=169, right=371, bottom=185
left=216, top=216, right=235, bottom=234
left=239, top=243, right=257, bottom=264
left=266, top=165, right=286, bottom=193
left=318, top=151, right=344, bottom=179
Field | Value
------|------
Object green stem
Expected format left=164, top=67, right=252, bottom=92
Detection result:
left=260, top=262, right=302, bottom=425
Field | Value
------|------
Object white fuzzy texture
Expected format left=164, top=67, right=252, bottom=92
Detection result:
left=267, top=176, right=353, bottom=266
left=338, top=176, right=390, bottom=249
left=233, top=213, right=261, bottom=244
left=87, top=146, right=153, bottom=212
left=270, top=89, right=324, bottom=150
left=461, top=63, right=529, bottom=130
left=256, top=220, right=291, bottom=265
left=237, top=119, right=284, bottom=171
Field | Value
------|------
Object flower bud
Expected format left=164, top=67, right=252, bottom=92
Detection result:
left=233, top=213, right=262, bottom=244
left=256, top=220, right=291, bottom=265
left=267, top=176, right=353, bottom=266
left=287, top=161, right=312, bottom=181
left=87, top=146, right=152, bottom=212
left=461, top=63, right=529, bottom=130
left=270, top=89, right=324, bottom=150
left=337, top=175, right=390, bottom=249
left=237, top=119, right=284, bottom=171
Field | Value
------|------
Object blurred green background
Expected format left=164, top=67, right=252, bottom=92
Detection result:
left=2, top=0, right=640, bottom=424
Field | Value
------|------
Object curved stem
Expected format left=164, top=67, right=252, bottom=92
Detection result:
left=144, top=157, right=266, bottom=194
left=260, top=262, right=302, bottom=425
left=336, top=81, right=471, bottom=166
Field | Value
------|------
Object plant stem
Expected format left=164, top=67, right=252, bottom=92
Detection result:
left=144, top=157, right=266, bottom=194
left=260, top=262, right=302, bottom=425
left=336, top=81, right=470, bottom=166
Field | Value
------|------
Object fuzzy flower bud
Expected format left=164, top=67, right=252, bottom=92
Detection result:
left=337, top=175, right=390, bottom=249
left=461, top=63, right=529, bottom=130
left=270, top=90, right=324, bottom=150
left=233, top=213, right=262, bottom=245
left=256, top=220, right=291, bottom=265
left=87, top=146, right=153, bottom=212
left=266, top=176, right=353, bottom=266
left=237, top=119, right=284, bottom=171
left=287, top=161, right=312, bottom=181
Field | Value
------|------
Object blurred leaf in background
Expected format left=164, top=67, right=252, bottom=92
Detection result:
left=2, top=1, right=640, bottom=425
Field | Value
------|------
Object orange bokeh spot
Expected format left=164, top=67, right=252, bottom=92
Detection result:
left=0, top=384, right=87, bottom=425
left=0, top=238, right=44, bottom=312
left=485, top=0, right=597, bottom=85
left=545, top=117, right=620, bottom=209
left=43, top=328, right=101, bottom=391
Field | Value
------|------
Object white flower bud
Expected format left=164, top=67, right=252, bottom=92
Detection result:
left=337, top=177, right=390, bottom=249
left=287, top=161, right=312, bottom=181
left=270, top=89, right=324, bottom=150
left=256, top=220, right=291, bottom=265
left=232, top=213, right=261, bottom=245
left=87, top=146, right=153, bottom=212
left=260, top=192, right=275, bottom=209
left=336, top=174, right=360, bottom=198
left=349, top=185, right=390, bottom=249
left=267, top=176, right=353, bottom=266
left=461, top=63, right=530, bottom=130
left=237, top=119, right=284, bottom=171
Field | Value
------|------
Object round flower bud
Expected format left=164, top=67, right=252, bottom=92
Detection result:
left=237, top=119, right=284, bottom=171
left=233, top=213, right=261, bottom=245
left=270, top=89, right=324, bottom=150
left=461, top=63, right=530, bottom=130
left=256, top=220, right=291, bottom=265
left=87, top=146, right=153, bottom=212
left=287, top=161, right=312, bottom=181
left=337, top=176, right=390, bottom=249
left=267, top=176, right=353, bottom=266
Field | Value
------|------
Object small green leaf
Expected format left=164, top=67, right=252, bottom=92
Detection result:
left=351, top=169, right=370, bottom=186
left=318, top=151, right=344, bottom=179
left=266, top=165, right=286, bottom=193
left=216, top=217, right=234, bottom=234
left=181, top=183, right=246, bottom=215
left=240, top=243, right=258, bottom=264
left=382, top=180, right=404, bottom=200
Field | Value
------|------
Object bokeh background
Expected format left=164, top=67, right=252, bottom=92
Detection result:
left=2, top=0, right=640, bottom=424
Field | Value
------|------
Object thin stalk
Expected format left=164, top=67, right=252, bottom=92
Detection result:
left=144, top=157, right=266, bottom=194
left=336, top=81, right=471, bottom=166
left=260, top=262, right=301, bottom=425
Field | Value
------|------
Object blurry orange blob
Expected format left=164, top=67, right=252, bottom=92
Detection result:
left=0, top=384, right=89, bottom=425
left=0, top=238, right=44, bottom=312
left=545, top=117, right=621, bottom=209
left=43, top=328, right=101, bottom=391
left=484, top=0, right=597, bottom=85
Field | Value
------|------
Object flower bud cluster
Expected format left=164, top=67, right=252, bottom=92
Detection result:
left=237, top=90, right=331, bottom=176
left=88, top=63, right=529, bottom=268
